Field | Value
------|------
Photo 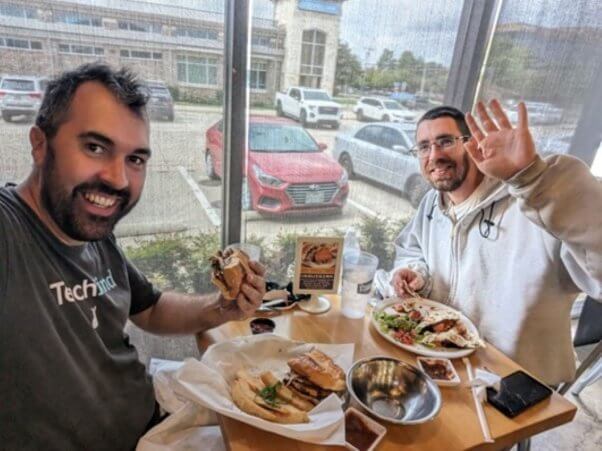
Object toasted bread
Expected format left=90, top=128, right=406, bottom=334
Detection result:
left=287, top=349, right=346, bottom=392
left=211, top=249, right=252, bottom=301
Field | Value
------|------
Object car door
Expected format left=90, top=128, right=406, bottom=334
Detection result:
left=206, top=119, right=224, bottom=175
left=366, top=99, right=379, bottom=120
left=289, top=88, right=301, bottom=118
left=378, top=127, right=415, bottom=190
left=349, top=125, right=382, bottom=177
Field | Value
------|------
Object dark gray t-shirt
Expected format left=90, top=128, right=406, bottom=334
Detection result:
left=0, top=186, right=161, bottom=450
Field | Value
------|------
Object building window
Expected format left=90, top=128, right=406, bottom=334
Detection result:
left=54, top=10, right=101, bottom=27
left=120, top=49, right=162, bottom=60
left=0, top=3, right=36, bottom=19
left=174, top=27, right=218, bottom=40
left=0, top=36, right=42, bottom=50
left=300, top=29, right=326, bottom=88
left=118, top=20, right=162, bottom=34
left=252, top=35, right=273, bottom=48
left=250, top=61, right=268, bottom=90
left=176, top=55, right=218, bottom=85
left=58, top=43, right=104, bottom=56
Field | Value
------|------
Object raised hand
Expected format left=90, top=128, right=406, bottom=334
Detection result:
left=464, top=99, right=537, bottom=181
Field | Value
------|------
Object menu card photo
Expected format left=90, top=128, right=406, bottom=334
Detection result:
left=293, top=236, right=343, bottom=295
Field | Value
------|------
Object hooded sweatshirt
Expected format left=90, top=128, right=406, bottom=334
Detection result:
left=392, top=154, right=602, bottom=385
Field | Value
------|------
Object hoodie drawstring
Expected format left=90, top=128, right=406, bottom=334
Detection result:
left=479, top=202, right=496, bottom=238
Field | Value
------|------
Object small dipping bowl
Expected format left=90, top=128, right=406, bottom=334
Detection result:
left=347, top=356, right=441, bottom=425
left=249, top=318, right=276, bottom=335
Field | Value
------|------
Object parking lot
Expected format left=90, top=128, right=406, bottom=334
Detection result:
left=0, top=104, right=418, bottom=243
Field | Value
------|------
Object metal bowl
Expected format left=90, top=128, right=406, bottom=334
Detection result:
left=347, top=356, right=442, bottom=425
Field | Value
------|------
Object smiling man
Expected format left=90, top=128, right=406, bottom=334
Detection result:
left=391, top=103, right=602, bottom=386
left=0, top=64, right=266, bottom=450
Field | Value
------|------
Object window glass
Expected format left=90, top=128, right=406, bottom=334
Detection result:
left=1, top=79, right=35, bottom=91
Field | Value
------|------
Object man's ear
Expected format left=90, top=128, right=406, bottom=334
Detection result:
left=29, top=126, right=47, bottom=167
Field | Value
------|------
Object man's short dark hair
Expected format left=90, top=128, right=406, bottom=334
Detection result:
left=417, top=105, right=471, bottom=137
left=36, top=63, right=149, bottom=139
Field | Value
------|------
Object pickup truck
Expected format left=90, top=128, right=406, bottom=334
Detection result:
left=275, top=87, right=342, bottom=129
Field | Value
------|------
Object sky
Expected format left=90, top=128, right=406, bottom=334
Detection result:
left=101, top=0, right=602, bottom=67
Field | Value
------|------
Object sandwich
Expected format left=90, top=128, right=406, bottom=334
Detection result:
left=230, top=370, right=311, bottom=424
left=284, top=349, right=346, bottom=406
left=210, top=248, right=251, bottom=301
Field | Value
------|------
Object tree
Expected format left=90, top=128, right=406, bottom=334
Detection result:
left=334, top=41, right=363, bottom=94
left=376, top=49, right=396, bottom=71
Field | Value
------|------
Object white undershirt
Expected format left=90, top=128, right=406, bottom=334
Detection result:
left=446, top=177, right=498, bottom=222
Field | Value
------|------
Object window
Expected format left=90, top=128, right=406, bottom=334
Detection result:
left=0, top=3, right=36, bottom=19
left=176, top=55, right=218, bottom=85
left=118, top=20, right=162, bottom=34
left=174, top=27, right=218, bottom=40
left=120, top=49, right=162, bottom=60
left=252, top=35, right=272, bottom=47
left=54, top=11, right=102, bottom=27
left=300, top=29, right=326, bottom=88
left=0, top=36, right=42, bottom=50
left=59, top=43, right=104, bottom=56
left=250, top=61, right=268, bottom=90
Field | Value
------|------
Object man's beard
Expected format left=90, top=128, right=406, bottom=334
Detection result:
left=425, top=152, right=469, bottom=192
left=40, top=145, right=138, bottom=241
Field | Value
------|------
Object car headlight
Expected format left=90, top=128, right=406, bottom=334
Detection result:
left=253, top=164, right=283, bottom=187
left=338, top=169, right=348, bottom=187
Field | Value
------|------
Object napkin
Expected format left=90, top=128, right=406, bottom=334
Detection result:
left=469, top=368, right=502, bottom=402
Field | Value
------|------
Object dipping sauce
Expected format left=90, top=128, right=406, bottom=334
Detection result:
left=420, top=358, right=453, bottom=380
left=249, top=318, right=275, bottom=334
left=345, top=410, right=379, bottom=451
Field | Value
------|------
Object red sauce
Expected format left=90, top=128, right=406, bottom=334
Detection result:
left=345, top=411, right=378, bottom=451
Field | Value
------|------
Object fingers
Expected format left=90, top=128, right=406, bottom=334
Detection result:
left=248, top=260, right=266, bottom=277
left=464, top=137, right=484, bottom=164
left=465, top=112, right=485, bottom=142
left=476, top=102, right=499, bottom=133
left=517, top=101, right=529, bottom=130
left=489, top=99, right=512, bottom=129
left=409, top=274, right=425, bottom=291
left=245, top=270, right=266, bottom=292
left=237, top=283, right=263, bottom=315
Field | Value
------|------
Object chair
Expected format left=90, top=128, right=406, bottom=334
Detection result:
left=558, top=296, right=602, bottom=396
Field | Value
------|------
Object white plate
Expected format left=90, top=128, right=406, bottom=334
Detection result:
left=371, top=297, right=481, bottom=358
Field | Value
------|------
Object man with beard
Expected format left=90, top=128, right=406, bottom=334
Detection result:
left=391, top=102, right=601, bottom=386
left=0, top=63, right=266, bottom=450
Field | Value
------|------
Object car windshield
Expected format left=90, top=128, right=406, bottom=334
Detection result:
left=148, top=86, right=169, bottom=95
left=1, top=79, right=35, bottom=91
left=303, top=90, right=331, bottom=101
left=384, top=101, right=402, bottom=110
left=249, top=124, right=319, bottom=153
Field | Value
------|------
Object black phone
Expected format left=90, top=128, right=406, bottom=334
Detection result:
left=486, top=370, right=553, bottom=418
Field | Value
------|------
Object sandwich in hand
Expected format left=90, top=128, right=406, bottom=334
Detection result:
left=284, top=349, right=346, bottom=406
left=210, top=248, right=251, bottom=301
left=231, top=370, right=312, bottom=423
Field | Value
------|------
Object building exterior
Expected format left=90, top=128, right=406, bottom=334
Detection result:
left=0, top=0, right=345, bottom=105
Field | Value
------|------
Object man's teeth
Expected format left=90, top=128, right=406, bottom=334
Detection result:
left=83, top=192, right=117, bottom=208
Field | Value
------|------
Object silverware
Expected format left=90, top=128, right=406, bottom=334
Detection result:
left=463, top=358, right=494, bottom=443
left=347, top=356, right=441, bottom=425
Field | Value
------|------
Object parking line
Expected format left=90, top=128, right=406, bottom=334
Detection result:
left=177, top=166, right=221, bottom=227
left=348, top=199, right=378, bottom=217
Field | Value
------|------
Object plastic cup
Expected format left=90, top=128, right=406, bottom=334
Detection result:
left=341, top=251, right=379, bottom=319
left=226, top=242, right=261, bottom=262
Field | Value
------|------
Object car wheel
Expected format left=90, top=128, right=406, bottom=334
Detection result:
left=300, top=110, right=308, bottom=127
left=406, top=175, right=429, bottom=208
left=276, top=101, right=284, bottom=117
left=205, top=151, right=218, bottom=180
left=383, top=114, right=390, bottom=122
left=357, top=109, right=364, bottom=121
left=2, top=112, right=12, bottom=123
left=339, top=154, right=355, bottom=179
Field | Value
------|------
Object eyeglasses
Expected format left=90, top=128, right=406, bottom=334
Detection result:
left=411, top=135, right=469, bottom=158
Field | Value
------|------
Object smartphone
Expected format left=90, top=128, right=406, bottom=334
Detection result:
left=486, top=370, right=553, bottom=418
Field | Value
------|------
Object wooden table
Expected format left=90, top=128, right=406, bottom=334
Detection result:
left=196, top=296, right=576, bottom=450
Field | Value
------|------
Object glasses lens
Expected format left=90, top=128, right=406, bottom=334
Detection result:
left=438, top=136, right=456, bottom=148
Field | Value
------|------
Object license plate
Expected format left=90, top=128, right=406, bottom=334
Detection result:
left=305, top=191, right=324, bottom=204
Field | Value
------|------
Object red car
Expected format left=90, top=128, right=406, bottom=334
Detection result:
left=205, top=116, right=349, bottom=214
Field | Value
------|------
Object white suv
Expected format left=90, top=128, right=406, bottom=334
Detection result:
left=353, top=97, right=417, bottom=123
left=0, top=75, right=49, bottom=122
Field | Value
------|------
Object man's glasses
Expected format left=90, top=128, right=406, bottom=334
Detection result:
left=411, top=135, right=469, bottom=158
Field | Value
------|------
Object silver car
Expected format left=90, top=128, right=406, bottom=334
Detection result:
left=0, top=75, right=48, bottom=122
left=333, top=122, right=430, bottom=207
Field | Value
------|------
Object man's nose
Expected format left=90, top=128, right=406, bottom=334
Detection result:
left=100, top=158, right=128, bottom=191
left=427, top=143, right=447, bottom=163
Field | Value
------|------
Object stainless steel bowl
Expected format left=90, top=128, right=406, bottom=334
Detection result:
left=347, top=356, right=442, bottom=425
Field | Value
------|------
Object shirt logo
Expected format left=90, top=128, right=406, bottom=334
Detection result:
left=49, top=270, right=117, bottom=305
